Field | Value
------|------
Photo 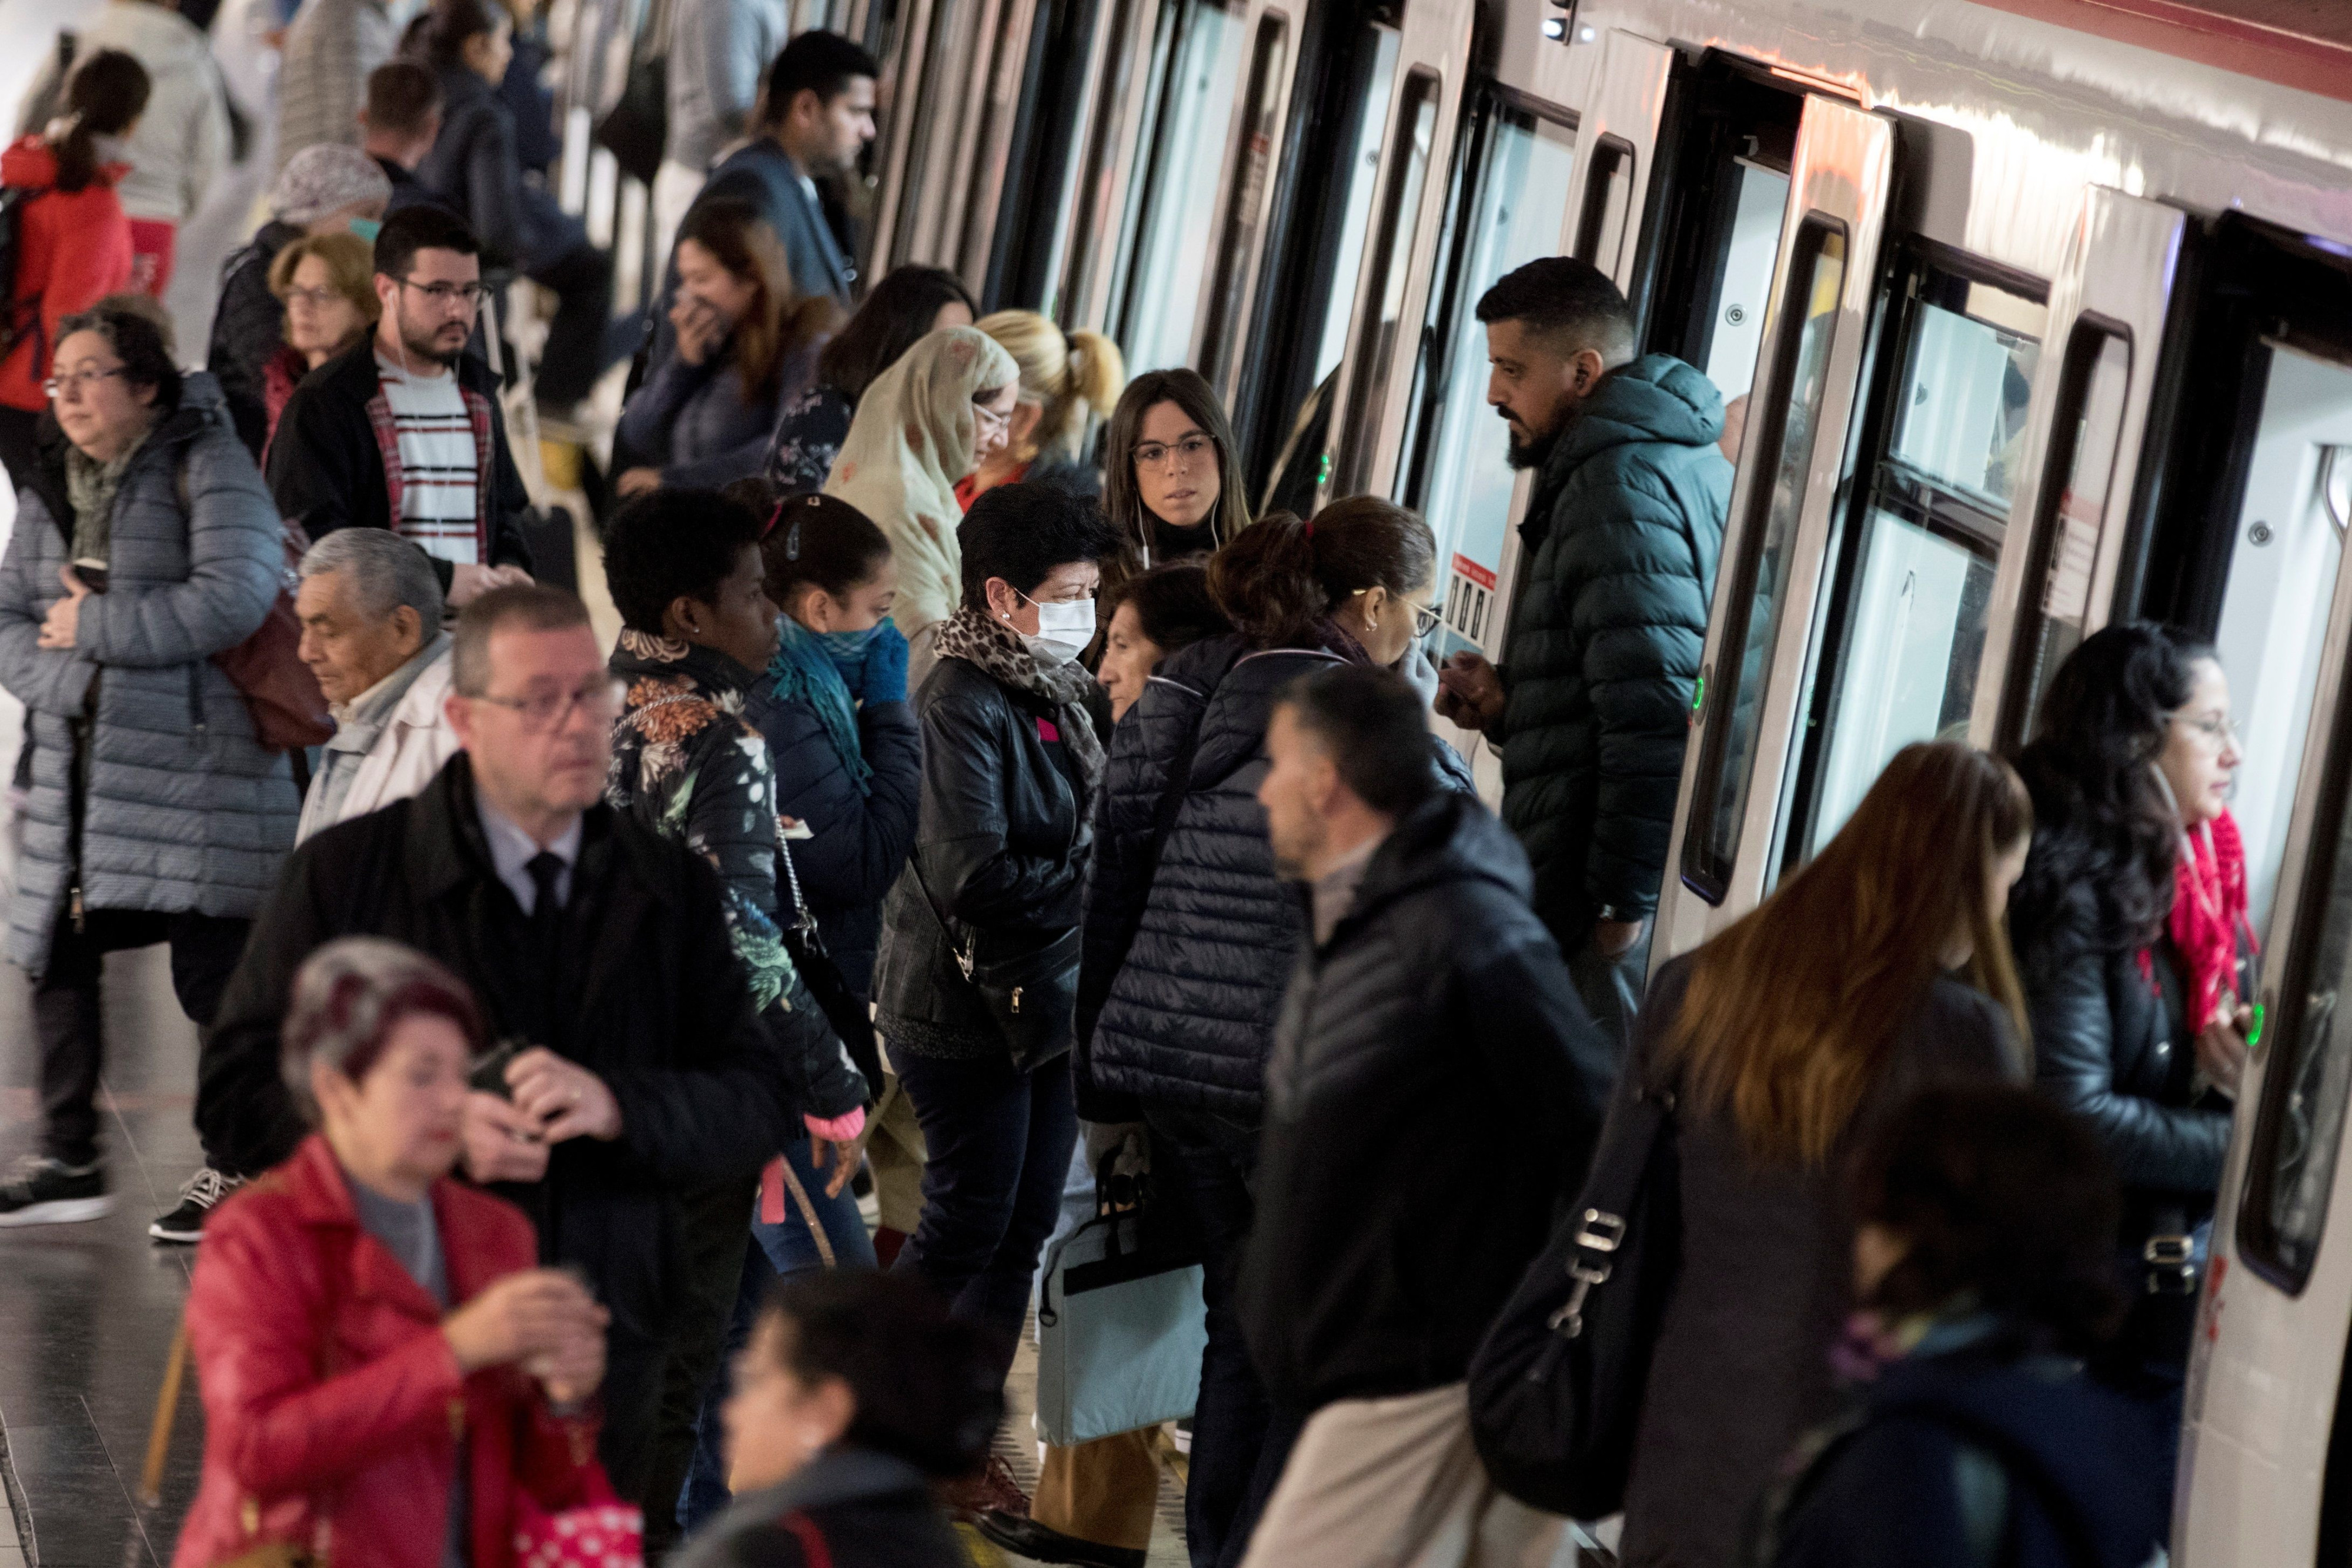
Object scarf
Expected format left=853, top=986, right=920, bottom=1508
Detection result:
left=2159, top=807, right=2254, bottom=1034
left=769, top=615, right=872, bottom=795
left=932, top=604, right=1104, bottom=800
left=824, top=326, right=1021, bottom=642
left=64, top=426, right=151, bottom=566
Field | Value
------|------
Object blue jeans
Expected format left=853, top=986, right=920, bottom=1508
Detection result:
left=677, top=1137, right=877, bottom=1533
left=891, top=1048, right=1078, bottom=1379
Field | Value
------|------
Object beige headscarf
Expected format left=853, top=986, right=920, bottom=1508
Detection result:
left=823, top=326, right=1021, bottom=661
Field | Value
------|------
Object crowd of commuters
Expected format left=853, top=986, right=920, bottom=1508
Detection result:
left=0, top=9, right=2250, bottom=1568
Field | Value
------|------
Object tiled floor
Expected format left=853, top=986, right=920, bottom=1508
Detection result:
left=0, top=950, right=1194, bottom=1568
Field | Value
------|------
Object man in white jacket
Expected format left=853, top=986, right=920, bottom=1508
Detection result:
left=292, top=527, right=460, bottom=844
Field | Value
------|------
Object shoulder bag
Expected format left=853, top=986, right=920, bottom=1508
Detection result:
left=1466, top=1074, right=1683, bottom=1520
left=172, top=467, right=330, bottom=752
left=906, top=858, right=1080, bottom=1072
left=592, top=0, right=671, bottom=186
left=774, top=825, right=884, bottom=1099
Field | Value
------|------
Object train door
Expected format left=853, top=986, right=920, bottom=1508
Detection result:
left=1654, top=93, right=1893, bottom=949
left=1314, top=0, right=1477, bottom=509
left=2149, top=220, right=2352, bottom=1567
left=1393, top=89, right=1576, bottom=797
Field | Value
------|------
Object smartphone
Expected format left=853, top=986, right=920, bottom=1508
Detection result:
left=71, top=559, right=108, bottom=594
left=470, top=1038, right=526, bottom=1096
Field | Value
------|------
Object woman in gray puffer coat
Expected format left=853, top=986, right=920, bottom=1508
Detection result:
left=0, top=303, right=299, bottom=1226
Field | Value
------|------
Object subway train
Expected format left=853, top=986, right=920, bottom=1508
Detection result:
left=533, top=0, right=2352, bottom=1557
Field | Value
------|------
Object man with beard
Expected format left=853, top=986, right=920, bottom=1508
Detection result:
left=269, top=203, right=536, bottom=608
left=1432, top=257, right=1730, bottom=1051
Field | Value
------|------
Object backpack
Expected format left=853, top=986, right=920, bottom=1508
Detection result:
left=2, top=32, right=81, bottom=367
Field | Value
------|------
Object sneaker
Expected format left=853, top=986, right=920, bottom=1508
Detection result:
left=149, top=1166, right=242, bottom=1243
left=0, top=1156, right=111, bottom=1226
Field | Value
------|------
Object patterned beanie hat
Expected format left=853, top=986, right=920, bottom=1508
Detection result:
left=270, top=144, right=395, bottom=226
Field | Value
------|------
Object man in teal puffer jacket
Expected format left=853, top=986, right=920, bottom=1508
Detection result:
left=1436, top=258, right=1729, bottom=1049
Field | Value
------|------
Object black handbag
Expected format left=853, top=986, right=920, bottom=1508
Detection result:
left=592, top=0, right=671, bottom=185
left=1466, top=1074, right=1683, bottom=1520
left=907, top=860, right=1081, bottom=1072
left=774, top=830, right=883, bottom=1100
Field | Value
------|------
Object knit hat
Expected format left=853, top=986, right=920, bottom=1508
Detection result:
left=270, top=145, right=394, bottom=226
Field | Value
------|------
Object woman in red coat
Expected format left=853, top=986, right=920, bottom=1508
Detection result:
left=0, top=48, right=149, bottom=494
left=176, top=938, right=614, bottom=1568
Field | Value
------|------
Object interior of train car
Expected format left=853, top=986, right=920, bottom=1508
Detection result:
left=524, top=1, right=2352, bottom=1558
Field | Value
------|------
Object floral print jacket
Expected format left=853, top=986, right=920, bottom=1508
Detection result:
left=607, top=633, right=868, bottom=1119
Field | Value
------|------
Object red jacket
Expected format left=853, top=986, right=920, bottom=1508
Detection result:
left=174, top=1136, right=604, bottom=1568
left=0, top=137, right=134, bottom=412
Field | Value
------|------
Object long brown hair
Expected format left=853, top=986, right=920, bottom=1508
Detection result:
left=1663, top=741, right=2034, bottom=1167
left=51, top=49, right=149, bottom=193
left=1207, top=497, right=1434, bottom=650
left=678, top=198, right=842, bottom=402
left=1101, top=369, right=1252, bottom=576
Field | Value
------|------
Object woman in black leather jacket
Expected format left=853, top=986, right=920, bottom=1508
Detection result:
left=2008, top=623, right=2253, bottom=1412
left=871, top=482, right=1115, bottom=1419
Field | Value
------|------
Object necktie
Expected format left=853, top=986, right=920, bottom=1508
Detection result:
left=525, top=850, right=566, bottom=984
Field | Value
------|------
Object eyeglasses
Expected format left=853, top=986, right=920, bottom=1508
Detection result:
left=1352, top=587, right=1443, bottom=640
left=2170, top=712, right=2241, bottom=753
left=472, top=678, right=627, bottom=734
left=973, top=400, right=1012, bottom=438
left=400, top=277, right=489, bottom=311
left=1132, top=434, right=1215, bottom=472
left=44, top=366, right=128, bottom=400
left=283, top=285, right=350, bottom=310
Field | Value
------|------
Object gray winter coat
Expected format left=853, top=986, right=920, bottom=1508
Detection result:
left=0, top=375, right=301, bottom=977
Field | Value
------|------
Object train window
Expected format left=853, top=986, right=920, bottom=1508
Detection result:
left=2004, top=325, right=2132, bottom=746
left=2212, top=345, right=2352, bottom=929
left=1399, top=101, right=1576, bottom=658
left=1195, top=11, right=1292, bottom=390
left=1310, top=26, right=1405, bottom=388
left=1331, top=69, right=1439, bottom=497
left=2240, top=589, right=2352, bottom=1293
left=1117, top=1, right=1244, bottom=373
left=1683, top=218, right=1848, bottom=900
left=1700, top=163, right=1793, bottom=407
left=1789, top=271, right=2043, bottom=858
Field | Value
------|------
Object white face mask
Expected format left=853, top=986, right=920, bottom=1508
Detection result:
left=1021, top=592, right=1096, bottom=659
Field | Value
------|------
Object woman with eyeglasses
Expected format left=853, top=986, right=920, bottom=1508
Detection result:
left=262, top=230, right=380, bottom=460
left=822, top=326, right=1019, bottom=684
left=0, top=301, right=300, bottom=1225
left=1096, top=369, right=1254, bottom=611
left=1073, top=497, right=1459, bottom=1564
left=2006, top=621, right=2251, bottom=1467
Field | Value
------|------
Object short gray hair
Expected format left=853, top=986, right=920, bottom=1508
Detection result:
left=300, top=528, right=445, bottom=630
left=280, top=937, right=486, bottom=1124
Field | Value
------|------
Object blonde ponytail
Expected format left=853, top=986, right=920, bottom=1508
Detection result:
left=976, top=309, right=1130, bottom=463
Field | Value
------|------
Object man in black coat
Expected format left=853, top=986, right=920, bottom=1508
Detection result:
left=1435, top=257, right=1730, bottom=1049
left=195, top=586, right=793, bottom=1550
left=1237, top=665, right=1613, bottom=1567
left=268, top=204, right=536, bottom=607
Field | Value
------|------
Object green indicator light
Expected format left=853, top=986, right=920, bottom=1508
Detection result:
left=1691, top=675, right=1706, bottom=712
left=1317, top=452, right=1333, bottom=485
left=2248, top=1001, right=2264, bottom=1049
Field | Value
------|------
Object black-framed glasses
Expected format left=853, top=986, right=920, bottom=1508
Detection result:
left=400, top=278, right=489, bottom=310
left=473, top=678, right=626, bottom=734
left=1353, top=587, right=1444, bottom=641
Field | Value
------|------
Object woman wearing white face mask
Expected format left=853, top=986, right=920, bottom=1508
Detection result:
left=869, top=482, right=1116, bottom=1517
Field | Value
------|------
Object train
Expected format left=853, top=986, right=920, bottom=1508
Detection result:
left=542, top=0, right=2352, bottom=1557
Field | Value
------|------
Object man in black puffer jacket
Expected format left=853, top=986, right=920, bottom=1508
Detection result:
left=1236, top=666, right=1612, bottom=1567
left=1436, top=258, right=1729, bottom=1049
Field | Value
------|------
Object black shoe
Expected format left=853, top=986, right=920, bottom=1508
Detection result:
left=0, top=1156, right=111, bottom=1226
left=149, top=1166, right=242, bottom=1243
left=972, top=1513, right=1144, bottom=1568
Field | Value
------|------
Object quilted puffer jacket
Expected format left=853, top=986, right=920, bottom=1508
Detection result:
left=0, top=376, right=300, bottom=977
left=1498, top=354, right=1730, bottom=944
left=1078, top=634, right=1475, bottom=1124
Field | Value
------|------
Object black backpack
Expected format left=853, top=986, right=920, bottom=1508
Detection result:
left=1, top=32, right=79, bottom=366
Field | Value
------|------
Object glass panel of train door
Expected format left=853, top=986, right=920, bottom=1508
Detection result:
left=2006, top=327, right=2131, bottom=744
left=1400, top=103, right=1574, bottom=664
left=1331, top=69, right=1438, bottom=498
left=2212, top=345, right=2352, bottom=931
left=1789, top=271, right=2043, bottom=860
left=1118, top=1, right=1244, bottom=373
